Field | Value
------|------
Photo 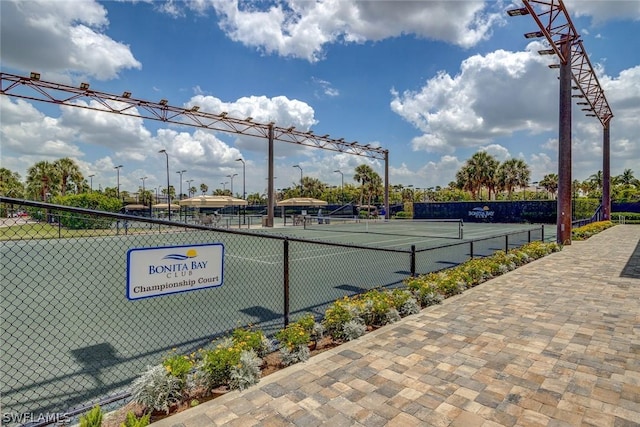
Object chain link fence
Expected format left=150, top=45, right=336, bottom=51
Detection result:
left=0, top=197, right=543, bottom=424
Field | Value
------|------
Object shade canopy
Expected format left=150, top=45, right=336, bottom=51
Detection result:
left=152, top=203, right=181, bottom=210
left=179, top=195, right=247, bottom=207
left=276, top=197, right=328, bottom=207
left=124, top=204, right=146, bottom=210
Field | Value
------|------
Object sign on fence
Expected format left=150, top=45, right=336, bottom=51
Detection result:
left=127, top=243, right=224, bottom=300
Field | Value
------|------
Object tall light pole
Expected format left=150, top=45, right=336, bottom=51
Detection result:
left=114, top=165, right=123, bottom=199
left=293, top=165, right=303, bottom=195
left=176, top=170, right=187, bottom=200
left=158, top=149, right=171, bottom=220
left=226, top=173, right=238, bottom=196
left=88, top=174, right=95, bottom=192
left=186, top=179, right=194, bottom=197
left=333, top=170, right=344, bottom=205
left=140, top=176, right=147, bottom=205
left=221, top=182, right=227, bottom=192
left=235, top=158, right=246, bottom=199
left=236, top=158, right=246, bottom=224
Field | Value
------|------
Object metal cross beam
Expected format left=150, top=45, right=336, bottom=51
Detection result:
left=1, top=71, right=391, bottom=226
left=0, top=72, right=388, bottom=160
left=511, top=0, right=613, bottom=126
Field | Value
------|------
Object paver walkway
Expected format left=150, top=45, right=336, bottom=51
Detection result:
left=153, top=225, right=640, bottom=427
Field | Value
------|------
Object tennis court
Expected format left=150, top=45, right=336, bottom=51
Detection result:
left=1, top=203, right=549, bottom=421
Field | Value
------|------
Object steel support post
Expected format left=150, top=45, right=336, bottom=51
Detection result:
left=602, top=122, right=611, bottom=221
left=557, top=40, right=573, bottom=245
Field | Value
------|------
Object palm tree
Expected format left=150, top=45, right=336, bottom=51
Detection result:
left=588, top=170, right=603, bottom=191
left=301, top=176, right=325, bottom=198
left=614, top=169, right=639, bottom=187
left=539, top=173, right=559, bottom=199
left=497, top=159, right=531, bottom=200
left=353, top=164, right=375, bottom=206
left=53, top=157, right=83, bottom=196
left=199, top=183, right=208, bottom=195
left=455, top=151, right=499, bottom=200
left=26, top=161, right=59, bottom=201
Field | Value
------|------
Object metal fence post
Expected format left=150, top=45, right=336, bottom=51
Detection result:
left=410, top=245, right=416, bottom=276
left=284, top=238, right=290, bottom=328
left=505, top=235, right=509, bottom=252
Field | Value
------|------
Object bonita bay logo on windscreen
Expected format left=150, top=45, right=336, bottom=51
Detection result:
left=127, top=243, right=224, bottom=300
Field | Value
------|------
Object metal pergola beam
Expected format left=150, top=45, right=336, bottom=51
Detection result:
left=509, top=0, right=614, bottom=244
left=1, top=72, right=390, bottom=226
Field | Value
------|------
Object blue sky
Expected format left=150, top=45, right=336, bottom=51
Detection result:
left=1, top=0, right=639, bottom=197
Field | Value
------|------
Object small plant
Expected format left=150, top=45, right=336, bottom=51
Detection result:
left=323, top=297, right=356, bottom=340
left=342, top=319, right=366, bottom=341
left=120, top=411, right=150, bottom=427
left=279, top=344, right=310, bottom=366
left=229, top=349, right=262, bottom=390
left=162, top=350, right=193, bottom=383
left=79, top=405, right=103, bottom=427
left=131, top=365, right=182, bottom=413
left=357, top=289, right=394, bottom=327
left=190, top=399, right=200, bottom=407
left=232, top=327, right=270, bottom=357
left=275, top=323, right=311, bottom=350
left=200, top=345, right=242, bottom=389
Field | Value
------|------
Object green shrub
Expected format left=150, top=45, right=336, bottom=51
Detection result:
left=200, top=345, right=242, bottom=389
left=79, top=405, right=103, bottom=427
left=120, top=411, right=150, bottom=427
left=229, top=350, right=262, bottom=390
left=322, top=297, right=357, bottom=340
left=394, top=211, right=412, bottom=219
left=51, top=193, right=121, bottom=229
left=162, top=351, right=193, bottom=383
left=572, top=221, right=615, bottom=240
left=275, top=323, right=311, bottom=351
left=131, top=365, right=182, bottom=414
left=232, top=327, right=270, bottom=357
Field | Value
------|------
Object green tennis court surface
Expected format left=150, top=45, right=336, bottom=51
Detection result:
left=1, top=220, right=549, bottom=421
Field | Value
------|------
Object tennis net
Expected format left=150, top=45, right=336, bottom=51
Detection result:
left=303, top=217, right=463, bottom=239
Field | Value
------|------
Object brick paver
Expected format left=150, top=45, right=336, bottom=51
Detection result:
left=152, top=225, right=640, bottom=427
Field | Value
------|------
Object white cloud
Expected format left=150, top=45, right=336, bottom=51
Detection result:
left=564, top=0, right=640, bottom=25
left=0, top=0, right=141, bottom=79
left=210, top=0, right=505, bottom=62
left=391, top=42, right=557, bottom=153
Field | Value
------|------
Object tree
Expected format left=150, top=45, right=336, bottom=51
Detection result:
left=353, top=164, right=375, bottom=206
left=588, top=170, right=603, bottom=191
left=614, top=169, right=639, bottom=187
left=53, top=157, right=84, bottom=196
left=301, top=176, right=325, bottom=198
left=497, top=159, right=531, bottom=200
left=539, top=173, right=558, bottom=199
left=0, top=168, right=25, bottom=198
left=200, top=183, right=209, bottom=195
left=455, top=151, right=499, bottom=200
left=26, top=161, right=59, bottom=201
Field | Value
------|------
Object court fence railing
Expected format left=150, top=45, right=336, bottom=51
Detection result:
left=0, top=197, right=543, bottom=425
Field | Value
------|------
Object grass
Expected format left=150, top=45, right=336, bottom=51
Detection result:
left=0, top=222, right=157, bottom=240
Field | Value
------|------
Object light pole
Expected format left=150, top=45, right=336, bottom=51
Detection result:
left=221, top=182, right=227, bottom=192
left=236, top=158, right=246, bottom=224
left=158, top=149, right=171, bottom=221
left=333, top=170, right=344, bottom=205
left=140, top=176, right=147, bottom=206
left=226, top=173, right=238, bottom=196
left=235, top=159, right=246, bottom=198
left=176, top=169, right=186, bottom=221
left=88, top=174, right=95, bottom=192
left=114, top=165, right=123, bottom=199
left=186, top=179, right=194, bottom=197
left=293, top=165, right=303, bottom=195
left=176, top=170, right=187, bottom=200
